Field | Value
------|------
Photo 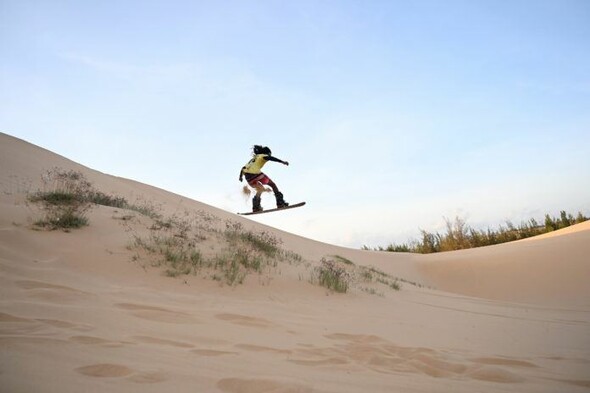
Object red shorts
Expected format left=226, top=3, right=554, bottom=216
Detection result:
left=246, top=173, right=271, bottom=188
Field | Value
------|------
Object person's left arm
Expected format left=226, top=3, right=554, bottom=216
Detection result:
left=265, top=155, right=289, bottom=166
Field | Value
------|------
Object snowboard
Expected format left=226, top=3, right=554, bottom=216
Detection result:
left=238, top=202, right=306, bottom=216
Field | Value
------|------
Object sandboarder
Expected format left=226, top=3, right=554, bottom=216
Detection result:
left=239, top=145, right=289, bottom=213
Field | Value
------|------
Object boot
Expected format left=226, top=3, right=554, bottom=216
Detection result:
left=275, top=192, right=289, bottom=208
left=252, top=195, right=263, bottom=212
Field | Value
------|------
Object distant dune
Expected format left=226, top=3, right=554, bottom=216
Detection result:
left=1, top=132, right=589, bottom=393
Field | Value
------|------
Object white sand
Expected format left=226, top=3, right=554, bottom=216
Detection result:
left=1, top=132, right=589, bottom=393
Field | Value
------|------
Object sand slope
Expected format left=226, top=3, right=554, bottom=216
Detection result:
left=416, top=220, right=590, bottom=306
left=1, top=132, right=589, bottom=393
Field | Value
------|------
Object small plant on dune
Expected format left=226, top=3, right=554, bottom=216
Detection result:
left=28, top=168, right=93, bottom=230
left=27, top=168, right=162, bottom=230
left=86, top=190, right=128, bottom=209
left=331, top=255, right=355, bottom=266
left=223, top=220, right=281, bottom=258
left=223, top=220, right=304, bottom=266
left=360, top=269, right=373, bottom=282
left=212, top=254, right=246, bottom=285
left=389, top=279, right=401, bottom=291
left=208, top=246, right=265, bottom=286
left=129, top=215, right=291, bottom=286
left=281, top=249, right=303, bottom=264
left=86, top=190, right=164, bottom=221
left=314, top=258, right=350, bottom=293
left=310, top=255, right=413, bottom=294
left=132, top=228, right=209, bottom=276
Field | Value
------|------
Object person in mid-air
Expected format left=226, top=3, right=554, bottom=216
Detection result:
left=239, top=145, right=289, bottom=212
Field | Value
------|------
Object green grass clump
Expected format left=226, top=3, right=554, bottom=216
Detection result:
left=140, top=234, right=206, bottom=274
left=34, top=210, right=89, bottom=229
left=130, top=216, right=289, bottom=286
left=28, top=168, right=167, bottom=230
left=29, top=168, right=92, bottom=230
left=86, top=191, right=128, bottom=208
left=331, top=255, right=355, bottom=265
left=224, top=221, right=281, bottom=258
left=315, top=258, right=350, bottom=293
left=213, top=255, right=246, bottom=285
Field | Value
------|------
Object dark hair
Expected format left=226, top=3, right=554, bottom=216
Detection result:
left=253, top=145, right=272, bottom=155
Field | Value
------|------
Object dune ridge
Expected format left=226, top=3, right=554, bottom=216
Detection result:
left=1, top=132, right=589, bottom=392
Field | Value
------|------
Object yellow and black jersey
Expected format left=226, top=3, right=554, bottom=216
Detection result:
left=241, top=154, right=283, bottom=175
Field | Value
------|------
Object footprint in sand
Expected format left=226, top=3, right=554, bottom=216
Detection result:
left=16, top=280, right=95, bottom=303
left=69, top=335, right=131, bottom=348
left=0, top=314, right=93, bottom=335
left=215, top=313, right=275, bottom=328
left=556, top=379, right=590, bottom=389
left=235, top=343, right=292, bottom=355
left=286, top=332, right=529, bottom=383
left=75, top=364, right=168, bottom=383
left=115, top=303, right=197, bottom=324
left=191, top=349, right=239, bottom=357
left=288, top=344, right=350, bottom=368
left=36, top=318, right=93, bottom=332
left=0, top=312, right=43, bottom=335
left=217, top=377, right=314, bottom=393
left=128, top=371, right=169, bottom=384
left=0, top=312, right=32, bottom=323
left=471, top=357, right=538, bottom=368
left=76, top=364, right=134, bottom=378
left=467, top=366, right=525, bottom=383
left=0, top=336, right=65, bottom=347
left=132, top=335, right=194, bottom=348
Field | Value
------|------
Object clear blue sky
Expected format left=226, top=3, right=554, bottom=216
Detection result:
left=2, top=0, right=589, bottom=247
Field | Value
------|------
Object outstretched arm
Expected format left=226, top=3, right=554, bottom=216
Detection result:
left=265, top=155, right=289, bottom=166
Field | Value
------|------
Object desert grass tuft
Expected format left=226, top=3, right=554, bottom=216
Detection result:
left=28, top=168, right=92, bottom=230
left=129, top=215, right=292, bottom=286
left=314, top=258, right=350, bottom=293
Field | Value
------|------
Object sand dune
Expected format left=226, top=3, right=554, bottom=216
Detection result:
left=1, top=132, right=589, bottom=392
left=416, top=220, right=590, bottom=306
